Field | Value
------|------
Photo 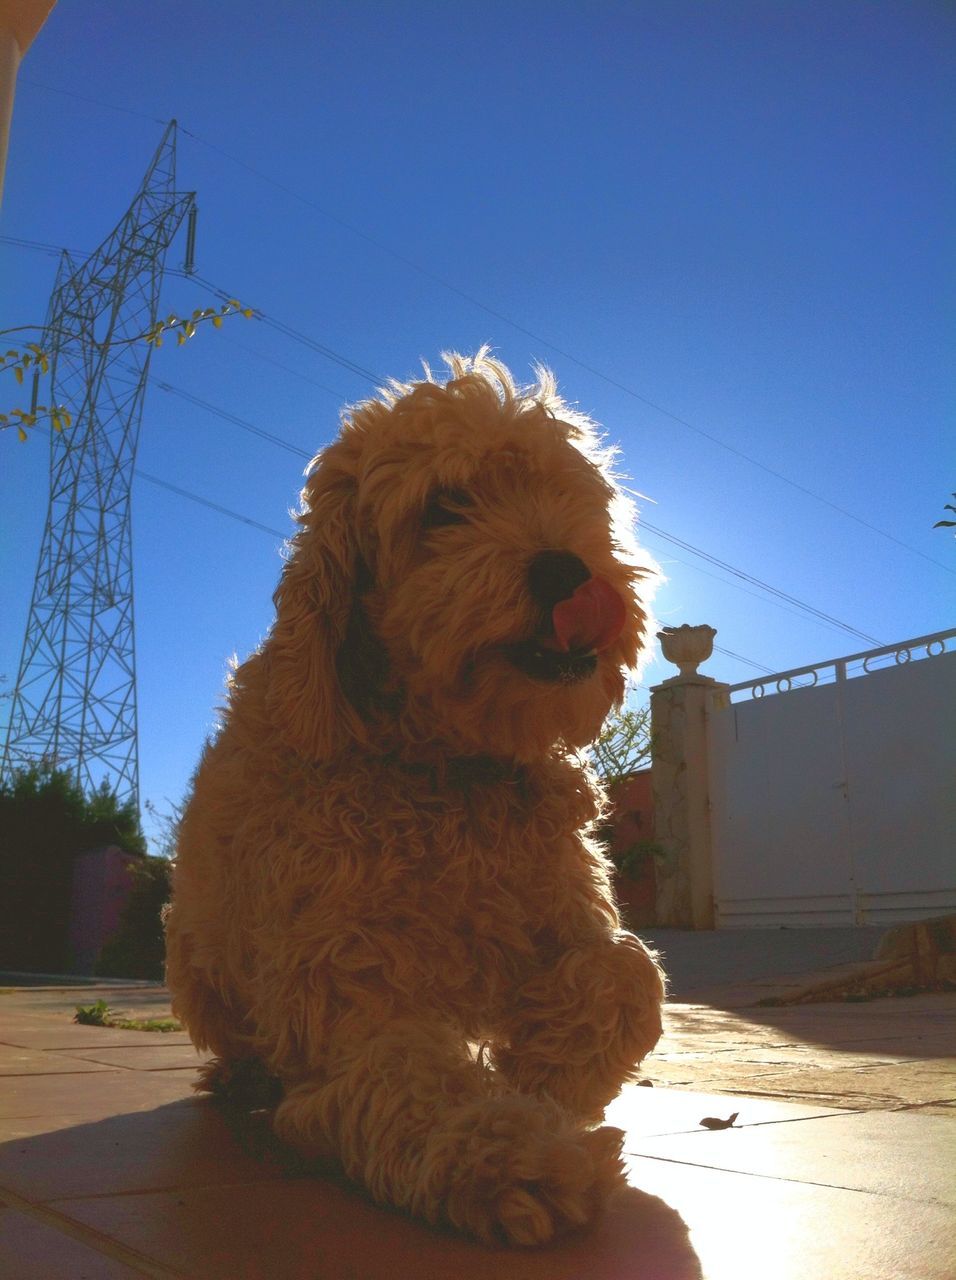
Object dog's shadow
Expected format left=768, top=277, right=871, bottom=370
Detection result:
left=1, top=1098, right=703, bottom=1278
left=221, top=1099, right=705, bottom=1278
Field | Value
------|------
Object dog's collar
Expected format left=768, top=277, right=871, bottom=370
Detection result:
left=390, top=753, right=525, bottom=790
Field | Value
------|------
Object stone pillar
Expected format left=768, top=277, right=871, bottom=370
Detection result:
left=651, top=624, right=729, bottom=930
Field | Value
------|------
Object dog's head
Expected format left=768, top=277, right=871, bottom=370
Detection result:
left=266, top=351, right=655, bottom=763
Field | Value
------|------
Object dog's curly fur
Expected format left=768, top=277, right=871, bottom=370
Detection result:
left=165, top=351, right=665, bottom=1246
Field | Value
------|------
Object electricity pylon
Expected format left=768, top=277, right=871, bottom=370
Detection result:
left=1, top=121, right=197, bottom=814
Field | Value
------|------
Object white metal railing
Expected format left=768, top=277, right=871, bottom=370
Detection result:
left=726, top=627, right=956, bottom=704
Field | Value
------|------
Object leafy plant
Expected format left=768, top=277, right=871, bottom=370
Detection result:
left=590, top=704, right=652, bottom=787
left=934, top=493, right=956, bottom=533
left=74, top=999, right=113, bottom=1026
left=74, top=999, right=180, bottom=1032
left=615, top=837, right=665, bottom=881
left=1, top=299, right=254, bottom=442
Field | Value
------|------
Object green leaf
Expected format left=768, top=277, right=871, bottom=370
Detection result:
left=212, top=315, right=223, bottom=329
left=17, top=426, right=27, bottom=442
left=13, top=365, right=23, bottom=385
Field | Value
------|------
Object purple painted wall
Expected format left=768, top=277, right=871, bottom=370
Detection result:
left=68, top=846, right=139, bottom=974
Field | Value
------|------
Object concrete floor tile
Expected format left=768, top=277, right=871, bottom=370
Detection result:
left=48, top=1146, right=956, bottom=1280
left=0, top=1019, right=191, bottom=1051
left=605, top=1083, right=848, bottom=1137
left=677, top=1060, right=956, bottom=1111
left=53, top=1174, right=706, bottom=1280
left=0, top=1066, right=199, bottom=1119
left=46, top=1044, right=209, bottom=1072
left=0, top=1046, right=116, bottom=1078
left=0, top=988, right=172, bottom=1019
left=0, top=1204, right=150, bottom=1279
left=0, top=1097, right=283, bottom=1202
left=630, top=1108, right=956, bottom=1207
left=625, top=1154, right=956, bottom=1280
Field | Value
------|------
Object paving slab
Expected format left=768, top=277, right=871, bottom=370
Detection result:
left=0, top=1017, right=192, bottom=1051
left=604, top=1081, right=848, bottom=1137
left=630, top=1107, right=956, bottom=1206
left=0, top=1098, right=284, bottom=1203
left=41, top=1136, right=956, bottom=1280
left=623, top=1154, right=956, bottom=1280
left=44, top=1043, right=209, bottom=1072
left=659, top=1061, right=956, bottom=1113
left=0, top=1201, right=150, bottom=1280
left=0, top=1067, right=200, bottom=1121
left=0, top=1045, right=116, bottom=1078
left=51, top=1174, right=703, bottom=1280
left=0, top=962, right=953, bottom=1277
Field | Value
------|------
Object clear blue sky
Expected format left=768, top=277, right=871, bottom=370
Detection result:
left=1, top=0, right=953, bottom=850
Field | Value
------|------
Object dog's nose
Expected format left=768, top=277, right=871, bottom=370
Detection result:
left=528, top=550, right=592, bottom=612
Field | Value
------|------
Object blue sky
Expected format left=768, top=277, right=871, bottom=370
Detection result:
left=1, top=0, right=953, bottom=849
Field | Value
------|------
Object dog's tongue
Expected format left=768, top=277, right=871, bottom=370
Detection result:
left=550, top=578, right=626, bottom=654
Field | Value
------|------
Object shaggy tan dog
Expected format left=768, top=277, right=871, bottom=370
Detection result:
left=165, top=351, right=665, bottom=1246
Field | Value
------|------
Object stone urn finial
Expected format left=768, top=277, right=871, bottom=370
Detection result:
left=658, top=624, right=717, bottom=680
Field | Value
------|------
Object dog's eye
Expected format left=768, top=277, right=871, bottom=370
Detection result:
left=422, top=488, right=472, bottom=530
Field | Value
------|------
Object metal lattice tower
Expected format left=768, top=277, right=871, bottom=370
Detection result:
left=1, top=122, right=195, bottom=812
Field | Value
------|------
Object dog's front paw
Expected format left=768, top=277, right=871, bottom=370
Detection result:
left=426, top=1097, right=626, bottom=1246
left=195, top=1056, right=283, bottom=1108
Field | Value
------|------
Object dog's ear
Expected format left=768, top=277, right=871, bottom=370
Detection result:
left=266, top=439, right=370, bottom=759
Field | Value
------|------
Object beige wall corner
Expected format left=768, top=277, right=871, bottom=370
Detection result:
left=0, top=1, right=56, bottom=208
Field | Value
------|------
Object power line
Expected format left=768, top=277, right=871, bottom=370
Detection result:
left=134, top=468, right=289, bottom=539
left=216, top=331, right=348, bottom=403
left=134, top=469, right=778, bottom=676
left=140, top=366, right=884, bottom=650
left=713, top=645, right=775, bottom=674
left=641, top=531, right=865, bottom=640
left=2, top=237, right=889, bottom=650
left=17, top=409, right=809, bottom=679
left=18, top=78, right=165, bottom=125
left=9, top=86, right=953, bottom=578
left=182, top=271, right=384, bottom=384
left=132, top=370, right=314, bottom=460
left=641, top=519, right=882, bottom=647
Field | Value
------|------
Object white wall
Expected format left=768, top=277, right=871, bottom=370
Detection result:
left=709, top=644, right=956, bottom=927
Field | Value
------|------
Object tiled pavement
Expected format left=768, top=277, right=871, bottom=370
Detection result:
left=0, top=958, right=953, bottom=1279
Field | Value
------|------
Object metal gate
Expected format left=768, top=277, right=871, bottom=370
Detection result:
left=708, top=630, right=956, bottom=927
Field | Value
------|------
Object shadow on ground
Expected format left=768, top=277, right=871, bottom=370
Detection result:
left=1, top=1098, right=705, bottom=1279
